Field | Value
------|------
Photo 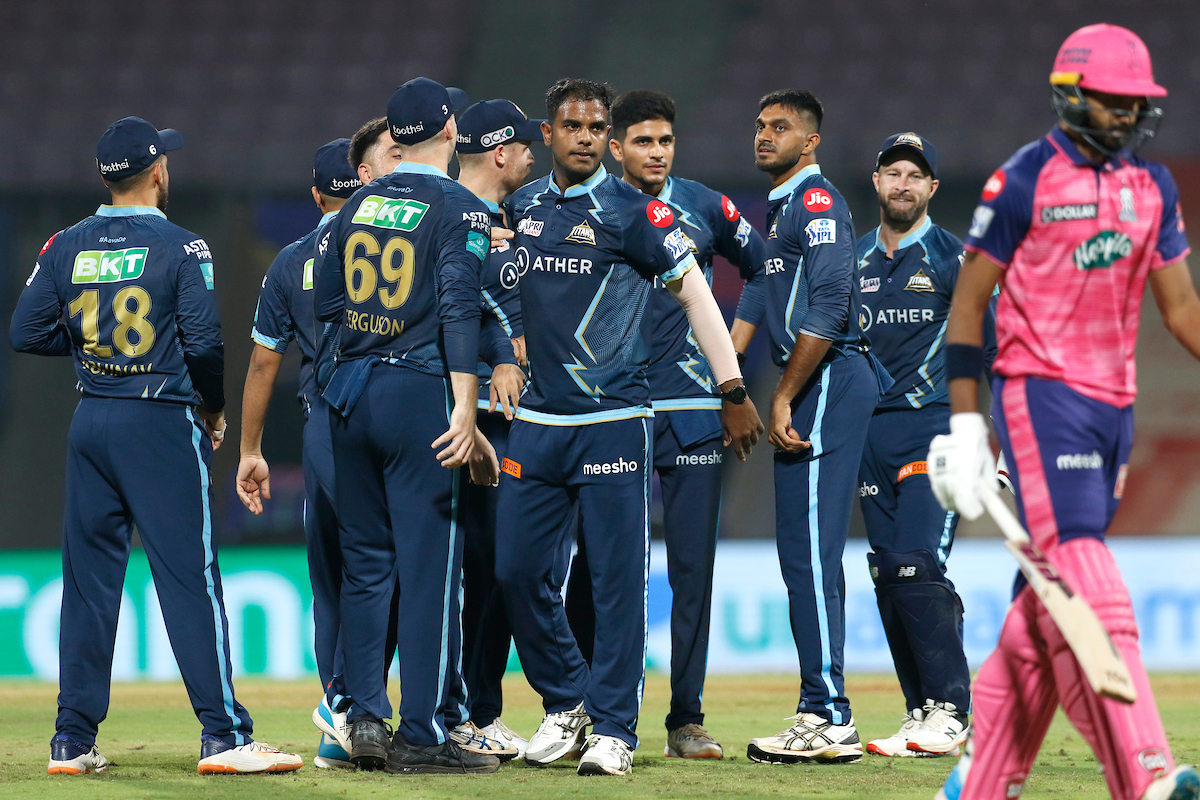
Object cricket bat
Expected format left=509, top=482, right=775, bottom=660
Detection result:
left=980, top=490, right=1137, bottom=704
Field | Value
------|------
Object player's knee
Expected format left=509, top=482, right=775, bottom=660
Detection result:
left=868, top=549, right=948, bottom=589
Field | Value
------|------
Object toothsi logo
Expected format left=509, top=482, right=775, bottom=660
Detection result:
left=583, top=457, right=639, bottom=476
left=72, top=248, right=149, bottom=284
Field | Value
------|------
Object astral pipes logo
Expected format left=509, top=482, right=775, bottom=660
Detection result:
left=1073, top=231, right=1132, bottom=270
left=583, top=457, right=639, bottom=476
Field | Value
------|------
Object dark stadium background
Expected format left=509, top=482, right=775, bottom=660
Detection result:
left=1, top=0, right=1197, bottom=548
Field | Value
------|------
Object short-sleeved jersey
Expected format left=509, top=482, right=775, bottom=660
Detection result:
left=966, top=126, right=1190, bottom=407
left=9, top=205, right=224, bottom=410
left=644, top=176, right=767, bottom=409
left=252, top=210, right=337, bottom=416
left=507, top=166, right=699, bottom=423
left=313, top=162, right=488, bottom=379
left=856, top=218, right=964, bottom=410
left=764, top=164, right=868, bottom=367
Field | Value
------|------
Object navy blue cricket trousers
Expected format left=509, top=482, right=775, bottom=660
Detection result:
left=495, top=416, right=652, bottom=749
left=330, top=366, right=461, bottom=746
left=58, top=398, right=252, bottom=747
left=774, top=354, right=877, bottom=724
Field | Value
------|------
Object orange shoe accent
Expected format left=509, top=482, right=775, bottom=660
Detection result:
left=47, top=767, right=83, bottom=775
left=197, top=764, right=240, bottom=775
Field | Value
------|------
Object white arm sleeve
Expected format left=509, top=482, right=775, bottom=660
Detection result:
left=667, top=266, right=743, bottom=387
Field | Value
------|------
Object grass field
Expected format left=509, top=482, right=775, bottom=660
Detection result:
left=3, top=674, right=1198, bottom=799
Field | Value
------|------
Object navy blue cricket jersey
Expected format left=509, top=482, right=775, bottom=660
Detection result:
left=646, top=177, right=766, bottom=409
left=507, top=166, right=700, bottom=423
left=764, top=165, right=868, bottom=366
left=253, top=210, right=338, bottom=416
left=475, top=197, right=524, bottom=406
left=10, top=205, right=224, bottom=410
left=314, top=162, right=488, bottom=400
left=855, top=218, right=963, bottom=410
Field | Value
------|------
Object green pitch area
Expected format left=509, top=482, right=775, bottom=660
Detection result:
left=3, top=674, right=1198, bottom=799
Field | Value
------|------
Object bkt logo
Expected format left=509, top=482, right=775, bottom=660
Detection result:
left=583, top=457, right=639, bottom=476
left=72, top=248, right=149, bottom=284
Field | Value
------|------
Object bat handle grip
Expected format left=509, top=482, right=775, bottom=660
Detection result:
left=980, top=489, right=1032, bottom=545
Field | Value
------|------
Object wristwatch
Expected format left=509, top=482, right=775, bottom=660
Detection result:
left=720, top=384, right=747, bottom=405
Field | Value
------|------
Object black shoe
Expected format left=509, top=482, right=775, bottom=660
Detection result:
left=350, top=718, right=391, bottom=771
left=385, top=731, right=501, bottom=775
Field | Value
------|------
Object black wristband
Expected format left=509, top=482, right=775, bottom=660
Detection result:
left=736, top=351, right=747, bottom=369
left=944, top=343, right=985, bottom=381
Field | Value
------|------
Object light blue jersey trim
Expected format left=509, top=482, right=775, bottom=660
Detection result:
left=652, top=397, right=722, bottom=411
left=937, top=511, right=955, bottom=567
left=768, top=164, right=823, bottom=202
left=514, top=405, right=653, bottom=426
left=481, top=289, right=514, bottom=336
left=805, top=365, right=842, bottom=724
left=251, top=328, right=285, bottom=351
left=433, top=378, right=458, bottom=744
left=318, top=210, right=339, bottom=229
left=539, top=165, right=608, bottom=198
left=660, top=255, right=697, bottom=284
left=393, top=162, right=451, bottom=179
left=874, top=215, right=933, bottom=254
left=477, top=196, right=501, bottom=214
left=906, top=319, right=947, bottom=408
left=95, top=204, right=166, bottom=219
left=185, top=407, right=244, bottom=744
left=783, top=255, right=806, bottom=346
left=635, top=416, right=651, bottom=749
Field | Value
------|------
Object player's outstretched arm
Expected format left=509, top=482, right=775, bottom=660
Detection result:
left=237, top=344, right=284, bottom=514
left=1149, top=258, right=1200, bottom=362
left=946, top=250, right=1004, bottom=414
left=667, top=267, right=763, bottom=460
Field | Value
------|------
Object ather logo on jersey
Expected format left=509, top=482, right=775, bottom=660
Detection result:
left=351, top=196, right=429, bottom=231
left=802, top=188, right=832, bottom=213
left=72, top=248, right=149, bottom=284
left=1073, top=231, right=1132, bottom=270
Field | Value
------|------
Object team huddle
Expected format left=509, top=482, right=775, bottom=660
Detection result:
left=10, top=21, right=1200, bottom=800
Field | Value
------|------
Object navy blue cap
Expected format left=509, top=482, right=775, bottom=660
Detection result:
left=456, top=99, right=545, bottom=154
left=313, top=138, right=362, bottom=198
left=387, top=77, right=470, bottom=146
left=96, top=116, right=183, bottom=181
left=877, top=132, right=938, bottom=178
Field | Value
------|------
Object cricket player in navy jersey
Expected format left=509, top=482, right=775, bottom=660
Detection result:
left=9, top=117, right=302, bottom=776
left=746, top=91, right=890, bottom=765
left=563, top=89, right=768, bottom=759
left=313, top=77, right=503, bottom=775
left=494, top=78, right=762, bottom=777
left=234, top=138, right=363, bottom=770
left=854, top=134, right=975, bottom=759
left=453, top=98, right=543, bottom=759
left=349, top=116, right=403, bottom=186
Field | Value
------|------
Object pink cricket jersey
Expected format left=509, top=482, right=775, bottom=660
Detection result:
left=965, top=126, right=1190, bottom=407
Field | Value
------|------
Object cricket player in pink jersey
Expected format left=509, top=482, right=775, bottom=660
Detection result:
left=928, top=24, right=1200, bottom=800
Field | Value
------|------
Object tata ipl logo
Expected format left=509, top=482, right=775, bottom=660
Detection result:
left=72, top=248, right=149, bottom=283
left=351, top=196, right=430, bottom=231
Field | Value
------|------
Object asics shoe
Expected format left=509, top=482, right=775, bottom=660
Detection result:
left=525, top=701, right=591, bottom=766
left=450, top=721, right=519, bottom=762
left=47, top=735, right=110, bottom=775
left=313, top=734, right=355, bottom=769
left=747, top=713, right=862, bottom=764
left=867, top=709, right=924, bottom=757
left=349, top=718, right=391, bottom=771
left=312, top=695, right=351, bottom=755
left=384, top=731, right=500, bottom=775
left=577, top=734, right=633, bottom=776
left=665, top=723, right=723, bottom=758
left=197, top=736, right=303, bottom=774
left=907, top=700, right=968, bottom=756
left=1142, top=765, right=1200, bottom=800
left=479, top=718, right=529, bottom=759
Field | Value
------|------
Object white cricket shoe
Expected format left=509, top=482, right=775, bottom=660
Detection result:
left=197, top=737, right=303, bottom=774
left=312, top=695, right=351, bottom=754
left=935, top=730, right=974, bottom=800
left=577, top=734, right=633, bottom=776
left=450, top=721, right=519, bottom=762
left=525, top=701, right=591, bottom=765
left=479, top=718, right=529, bottom=759
left=313, top=734, right=355, bottom=769
left=47, top=736, right=110, bottom=775
left=866, top=709, right=924, bottom=757
left=1142, top=765, right=1200, bottom=800
left=907, top=700, right=968, bottom=756
left=747, top=713, right=863, bottom=764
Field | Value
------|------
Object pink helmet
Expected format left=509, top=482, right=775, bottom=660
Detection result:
left=1050, top=24, right=1167, bottom=97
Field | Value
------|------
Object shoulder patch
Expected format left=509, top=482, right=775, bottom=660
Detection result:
left=200, top=262, right=215, bottom=290
left=981, top=169, right=1006, bottom=202
left=805, top=217, right=837, bottom=246
left=721, top=195, right=740, bottom=222
left=647, top=200, right=674, bottom=228
left=39, top=231, right=61, bottom=255
left=802, top=187, right=833, bottom=213
left=183, top=238, right=212, bottom=260
left=735, top=217, right=752, bottom=246
left=968, top=205, right=995, bottom=239
left=466, top=231, right=489, bottom=261
left=25, top=263, right=41, bottom=286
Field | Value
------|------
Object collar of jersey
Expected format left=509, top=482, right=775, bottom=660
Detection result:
left=874, top=215, right=933, bottom=254
left=768, top=163, right=822, bottom=202
left=1047, top=126, right=1124, bottom=171
left=476, top=196, right=501, bottom=214
left=392, top=162, right=451, bottom=179
left=96, top=205, right=166, bottom=219
left=544, top=165, right=607, bottom=198
left=318, top=210, right=339, bottom=229
left=656, top=176, right=676, bottom=206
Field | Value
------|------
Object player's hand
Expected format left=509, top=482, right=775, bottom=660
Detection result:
left=469, top=429, right=500, bottom=486
left=433, top=403, right=477, bottom=469
left=511, top=335, right=527, bottom=367
left=489, top=363, right=525, bottom=421
left=768, top=391, right=809, bottom=453
left=928, top=412, right=995, bottom=521
left=236, top=454, right=272, bottom=515
left=490, top=226, right=514, bottom=249
left=199, top=408, right=227, bottom=451
left=720, top=388, right=764, bottom=462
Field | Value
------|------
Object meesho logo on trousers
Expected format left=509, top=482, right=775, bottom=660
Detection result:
left=583, top=457, right=639, bottom=476
left=72, top=248, right=149, bottom=283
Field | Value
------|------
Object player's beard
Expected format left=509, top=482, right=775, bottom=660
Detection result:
left=879, top=192, right=926, bottom=230
left=156, top=184, right=169, bottom=213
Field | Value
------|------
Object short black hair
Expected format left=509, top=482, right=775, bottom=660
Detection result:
left=545, top=78, right=615, bottom=122
left=103, top=157, right=162, bottom=194
left=349, top=117, right=389, bottom=168
left=759, top=89, right=823, bottom=132
left=612, top=89, right=676, bottom=142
